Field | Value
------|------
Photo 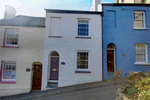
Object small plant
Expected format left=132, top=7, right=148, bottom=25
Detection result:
left=126, top=87, right=138, bottom=99
left=112, top=69, right=129, bottom=90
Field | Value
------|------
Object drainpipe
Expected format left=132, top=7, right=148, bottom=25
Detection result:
left=102, top=6, right=104, bottom=81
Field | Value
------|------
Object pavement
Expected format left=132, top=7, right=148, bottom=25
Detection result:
left=31, top=84, right=122, bottom=100
left=0, top=77, right=128, bottom=100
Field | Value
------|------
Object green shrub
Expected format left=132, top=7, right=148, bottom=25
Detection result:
left=128, top=72, right=145, bottom=87
left=135, top=77, right=150, bottom=100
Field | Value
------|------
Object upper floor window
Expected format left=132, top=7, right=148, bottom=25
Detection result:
left=4, top=28, right=19, bottom=46
left=135, top=44, right=147, bottom=63
left=78, top=19, right=89, bottom=37
left=1, top=61, right=16, bottom=82
left=133, top=11, right=145, bottom=29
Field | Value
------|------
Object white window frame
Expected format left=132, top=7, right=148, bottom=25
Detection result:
left=133, top=11, right=146, bottom=29
left=1, top=61, right=16, bottom=82
left=76, top=50, right=90, bottom=71
left=77, top=18, right=90, bottom=37
left=5, top=28, right=19, bottom=47
left=135, top=44, right=148, bottom=64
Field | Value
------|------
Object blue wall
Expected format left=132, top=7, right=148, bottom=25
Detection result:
left=102, top=5, right=150, bottom=80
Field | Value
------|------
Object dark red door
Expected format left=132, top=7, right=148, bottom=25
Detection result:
left=107, top=50, right=114, bottom=72
left=32, top=65, right=42, bottom=89
left=50, top=57, right=59, bottom=80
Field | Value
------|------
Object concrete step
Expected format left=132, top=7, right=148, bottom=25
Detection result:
left=47, top=82, right=58, bottom=88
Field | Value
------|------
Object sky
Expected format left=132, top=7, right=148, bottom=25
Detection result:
left=0, top=0, right=114, bottom=19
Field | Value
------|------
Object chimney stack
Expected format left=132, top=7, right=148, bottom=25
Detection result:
left=92, top=0, right=101, bottom=11
left=4, top=5, right=16, bottom=19
left=90, top=0, right=102, bottom=12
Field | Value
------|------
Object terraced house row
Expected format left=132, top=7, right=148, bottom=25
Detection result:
left=1, top=0, right=150, bottom=97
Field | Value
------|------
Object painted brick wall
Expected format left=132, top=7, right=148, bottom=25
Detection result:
left=103, top=5, right=150, bottom=80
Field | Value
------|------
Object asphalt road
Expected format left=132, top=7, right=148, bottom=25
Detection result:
left=31, top=84, right=121, bottom=100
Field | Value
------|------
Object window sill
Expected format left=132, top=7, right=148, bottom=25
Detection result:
left=75, top=70, right=91, bottom=73
left=48, top=36, right=62, bottom=38
left=1, top=46, right=19, bottom=48
left=75, top=37, right=91, bottom=39
left=133, top=28, right=149, bottom=30
left=134, top=63, right=150, bottom=66
left=0, top=81, right=16, bottom=84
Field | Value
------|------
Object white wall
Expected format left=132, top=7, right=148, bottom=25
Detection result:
left=42, top=13, right=102, bottom=90
left=0, top=26, right=45, bottom=97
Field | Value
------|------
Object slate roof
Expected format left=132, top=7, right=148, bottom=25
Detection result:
left=0, top=15, right=45, bottom=27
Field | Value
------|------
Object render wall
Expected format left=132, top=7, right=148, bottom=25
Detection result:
left=103, top=5, right=150, bottom=80
left=42, top=13, right=102, bottom=90
left=0, top=26, right=45, bottom=97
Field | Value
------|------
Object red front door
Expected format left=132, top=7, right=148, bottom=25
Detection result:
left=107, top=50, right=114, bottom=72
left=50, top=57, right=59, bottom=80
left=32, top=65, right=42, bottom=89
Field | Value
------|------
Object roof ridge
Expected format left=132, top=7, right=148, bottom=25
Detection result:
left=16, top=15, right=45, bottom=19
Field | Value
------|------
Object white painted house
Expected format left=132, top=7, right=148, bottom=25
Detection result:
left=0, top=0, right=103, bottom=97
left=42, top=0, right=103, bottom=90
left=0, top=5, right=45, bottom=97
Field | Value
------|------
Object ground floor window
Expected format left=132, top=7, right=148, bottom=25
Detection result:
left=135, top=44, right=147, bottom=63
left=1, top=61, right=16, bottom=82
left=77, top=51, right=89, bottom=69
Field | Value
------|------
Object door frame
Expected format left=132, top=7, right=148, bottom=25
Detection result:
left=107, top=48, right=116, bottom=72
left=48, top=51, right=59, bottom=83
left=31, top=63, right=42, bottom=90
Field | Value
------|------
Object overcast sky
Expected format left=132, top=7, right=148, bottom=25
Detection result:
left=0, top=0, right=113, bottom=19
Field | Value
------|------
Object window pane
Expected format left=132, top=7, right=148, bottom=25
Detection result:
left=9, top=65, right=12, bottom=70
left=3, top=75, right=6, bottom=79
left=3, top=71, right=7, bottom=75
left=78, top=24, right=88, bottom=28
left=135, top=44, right=146, bottom=62
left=11, top=75, right=15, bottom=79
left=8, top=71, right=11, bottom=76
left=77, top=61, right=88, bottom=65
left=85, top=65, right=88, bottom=69
left=2, top=61, right=16, bottom=80
left=78, top=65, right=86, bottom=69
left=51, top=52, right=59, bottom=56
left=12, top=66, right=16, bottom=70
left=134, top=13, right=143, bottom=20
left=134, top=20, right=144, bottom=28
left=78, top=32, right=88, bottom=36
left=77, top=65, right=80, bottom=69
left=6, top=29, right=19, bottom=46
left=77, top=52, right=89, bottom=69
left=78, top=20, right=89, bottom=36
left=80, top=53, right=86, bottom=57
left=11, top=71, right=16, bottom=75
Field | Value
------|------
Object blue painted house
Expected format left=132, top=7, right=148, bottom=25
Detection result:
left=102, top=4, right=150, bottom=80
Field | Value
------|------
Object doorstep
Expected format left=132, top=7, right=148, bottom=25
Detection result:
left=0, top=78, right=128, bottom=100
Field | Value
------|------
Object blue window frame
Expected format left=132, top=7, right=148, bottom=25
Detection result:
left=78, top=20, right=89, bottom=36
